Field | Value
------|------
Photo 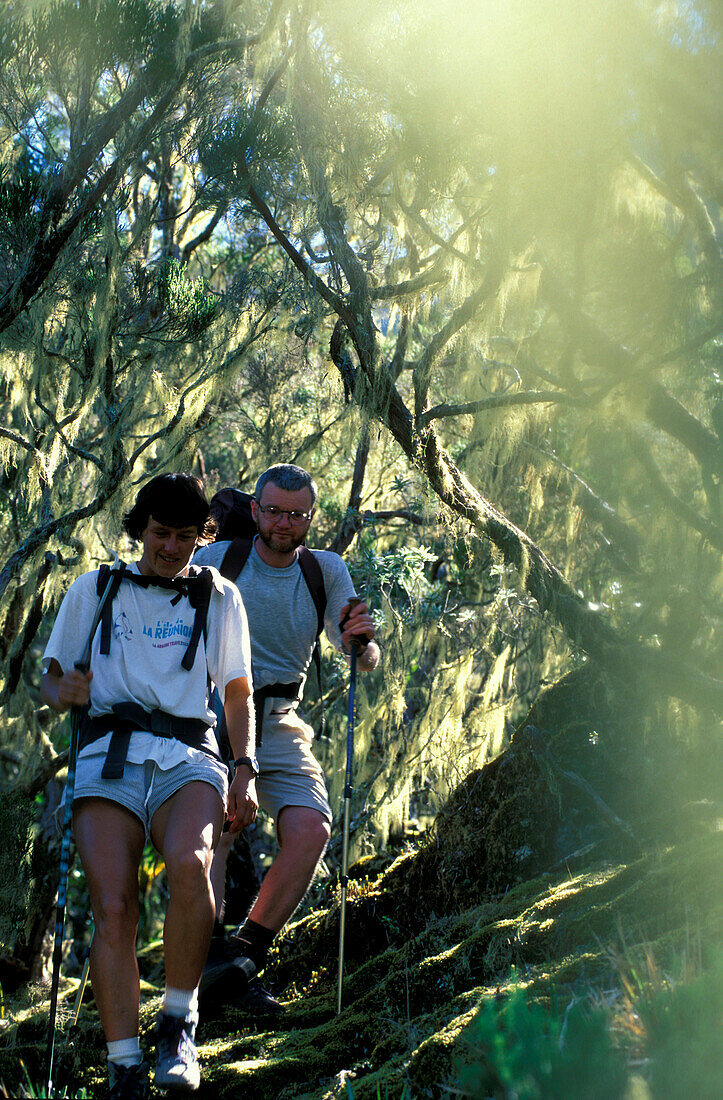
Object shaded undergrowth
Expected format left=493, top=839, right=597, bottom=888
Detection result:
left=0, top=830, right=720, bottom=1098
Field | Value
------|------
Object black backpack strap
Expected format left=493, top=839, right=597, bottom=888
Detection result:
left=297, top=548, right=328, bottom=735
left=219, top=538, right=253, bottom=582
left=216, top=540, right=329, bottom=734
left=220, top=542, right=327, bottom=638
left=183, top=568, right=214, bottom=671
left=297, top=547, right=326, bottom=639
left=96, top=564, right=211, bottom=672
left=96, top=562, right=127, bottom=656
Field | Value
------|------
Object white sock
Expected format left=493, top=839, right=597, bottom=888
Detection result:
left=107, top=1037, right=142, bottom=1068
left=162, top=986, right=199, bottom=1019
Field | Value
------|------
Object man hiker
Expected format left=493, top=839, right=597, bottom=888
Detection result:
left=194, top=463, right=379, bottom=1013
left=42, top=474, right=256, bottom=1099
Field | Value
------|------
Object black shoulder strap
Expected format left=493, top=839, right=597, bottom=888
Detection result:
left=297, top=547, right=327, bottom=641
left=219, top=537, right=253, bottom=582
left=217, top=539, right=328, bottom=708
left=95, top=563, right=211, bottom=672
left=183, top=568, right=214, bottom=671
left=219, top=539, right=328, bottom=637
left=96, top=562, right=127, bottom=655
left=296, top=548, right=328, bottom=731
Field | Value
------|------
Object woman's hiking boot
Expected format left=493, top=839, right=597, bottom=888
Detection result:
left=107, top=1059, right=150, bottom=1100
left=155, top=1012, right=200, bottom=1091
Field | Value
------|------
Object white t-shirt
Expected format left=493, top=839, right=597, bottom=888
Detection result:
left=43, top=563, right=252, bottom=768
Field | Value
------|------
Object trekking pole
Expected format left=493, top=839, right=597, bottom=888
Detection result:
left=337, top=598, right=362, bottom=1015
left=45, top=563, right=120, bottom=1098
left=69, top=925, right=94, bottom=1029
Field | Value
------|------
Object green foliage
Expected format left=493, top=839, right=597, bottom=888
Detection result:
left=156, top=258, right=218, bottom=338
left=1, top=1058, right=89, bottom=1098
left=197, top=100, right=295, bottom=194
left=450, top=979, right=627, bottom=1100
left=23, top=0, right=179, bottom=73
left=345, top=1082, right=412, bottom=1099
left=0, top=158, right=56, bottom=256
left=640, top=951, right=723, bottom=1100
left=347, top=541, right=437, bottom=620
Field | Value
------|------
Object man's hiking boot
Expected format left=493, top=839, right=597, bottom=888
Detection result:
left=154, top=1012, right=200, bottom=1092
left=199, top=935, right=284, bottom=1017
left=199, top=933, right=258, bottom=1000
left=107, top=1059, right=150, bottom=1100
left=239, top=976, right=284, bottom=1017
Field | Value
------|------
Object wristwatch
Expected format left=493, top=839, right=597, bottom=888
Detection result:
left=233, top=755, right=260, bottom=777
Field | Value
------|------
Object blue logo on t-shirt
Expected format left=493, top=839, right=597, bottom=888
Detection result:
left=113, top=612, right=133, bottom=641
left=141, top=617, right=194, bottom=649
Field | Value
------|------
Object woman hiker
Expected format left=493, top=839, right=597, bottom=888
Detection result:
left=42, top=474, right=257, bottom=1099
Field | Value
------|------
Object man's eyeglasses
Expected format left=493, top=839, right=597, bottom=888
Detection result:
left=256, top=503, right=312, bottom=524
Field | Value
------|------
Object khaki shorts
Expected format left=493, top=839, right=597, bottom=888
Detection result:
left=69, top=753, right=228, bottom=837
left=256, top=700, right=332, bottom=824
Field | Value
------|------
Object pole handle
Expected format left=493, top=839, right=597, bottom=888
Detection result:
left=339, top=596, right=368, bottom=651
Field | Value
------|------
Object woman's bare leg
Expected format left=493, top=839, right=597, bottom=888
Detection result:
left=73, top=798, right=145, bottom=1041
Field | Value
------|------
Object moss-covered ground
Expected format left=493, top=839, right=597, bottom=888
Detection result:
left=1, top=669, right=720, bottom=1096
left=0, top=826, right=720, bottom=1098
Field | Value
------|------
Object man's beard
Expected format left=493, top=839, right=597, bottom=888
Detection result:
left=256, top=526, right=305, bottom=554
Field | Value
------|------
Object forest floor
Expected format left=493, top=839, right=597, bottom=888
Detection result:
left=0, top=810, right=720, bottom=1097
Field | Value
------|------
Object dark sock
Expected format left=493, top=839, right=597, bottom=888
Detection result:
left=233, top=918, right=275, bottom=972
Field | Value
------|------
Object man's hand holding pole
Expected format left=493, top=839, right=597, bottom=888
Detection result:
left=339, top=599, right=379, bottom=671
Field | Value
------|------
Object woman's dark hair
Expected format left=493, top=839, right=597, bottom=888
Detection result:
left=123, top=474, right=216, bottom=542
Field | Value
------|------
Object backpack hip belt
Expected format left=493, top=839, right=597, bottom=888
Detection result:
left=80, top=701, right=219, bottom=780
left=253, top=682, right=301, bottom=748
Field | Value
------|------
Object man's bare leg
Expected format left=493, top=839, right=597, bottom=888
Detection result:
left=209, top=829, right=235, bottom=924
left=248, top=805, right=330, bottom=932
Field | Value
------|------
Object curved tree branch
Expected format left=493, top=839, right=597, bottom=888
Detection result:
left=629, top=433, right=723, bottom=551
left=412, top=259, right=502, bottom=423
left=321, top=256, right=723, bottom=714
left=0, top=427, right=51, bottom=477
left=328, top=425, right=371, bottom=556
left=419, top=388, right=593, bottom=426
left=0, top=12, right=276, bottom=338
left=0, top=470, right=125, bottom=602
left=526, top=443, right=642, bottom=566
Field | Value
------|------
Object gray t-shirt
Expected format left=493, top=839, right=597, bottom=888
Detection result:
left=193, top=538, right=356, bottom=694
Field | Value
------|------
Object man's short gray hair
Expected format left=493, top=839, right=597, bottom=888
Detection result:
left=254, top=464, right=318, bottom=507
